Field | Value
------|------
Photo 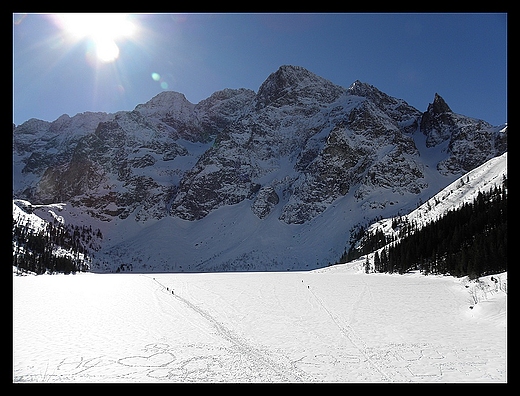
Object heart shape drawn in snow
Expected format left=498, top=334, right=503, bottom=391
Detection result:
left=118, top=352, right=176, bottom=367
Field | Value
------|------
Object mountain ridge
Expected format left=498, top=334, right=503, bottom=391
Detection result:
left=12, top=65, right=507, bottom=272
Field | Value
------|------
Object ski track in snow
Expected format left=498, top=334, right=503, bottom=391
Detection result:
left=13, top=270, right=506, bottom=383
left=145, top=275, right=312, bottom=382
left=307, top=283, right=401, bottom=382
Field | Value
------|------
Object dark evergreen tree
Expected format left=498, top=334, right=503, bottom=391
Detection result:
left=374, top=251, right=381, bottom=273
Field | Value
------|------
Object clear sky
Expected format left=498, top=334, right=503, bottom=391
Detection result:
left=13, top=13, right=507, bottom=127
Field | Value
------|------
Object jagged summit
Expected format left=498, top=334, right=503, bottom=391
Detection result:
left=347, top=80, right=422, bottom=134
left=347, top=80, right=374, bottom=95
left=429, top=93, right=453, bottom=114
left=347, top=80, right=404, bottom=108
left=419, top=92, right=457, bottom=147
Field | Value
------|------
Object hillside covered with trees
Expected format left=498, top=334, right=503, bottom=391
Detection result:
left=12, top=216, right=102, bottom=275
left=345, top=176, right=507, bottom=279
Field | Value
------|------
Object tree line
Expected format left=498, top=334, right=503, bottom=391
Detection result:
left=346, top=176, right=507, bottom=279
left=12, top=217, right=103, bottom=275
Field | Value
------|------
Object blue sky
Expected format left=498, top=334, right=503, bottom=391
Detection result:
left=13, top=13, right=507, bottom=126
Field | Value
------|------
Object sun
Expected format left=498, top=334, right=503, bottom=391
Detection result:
left=53, top=13, right=136, bottom=63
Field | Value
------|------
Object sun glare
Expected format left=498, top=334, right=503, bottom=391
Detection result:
left=54, top=13, right=136, bottom=63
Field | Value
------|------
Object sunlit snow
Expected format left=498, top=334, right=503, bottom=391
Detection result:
left=13, top=267, right=506, bottom=382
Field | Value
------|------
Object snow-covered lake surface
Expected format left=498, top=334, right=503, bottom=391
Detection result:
left=13, top=265, right=506, bottom=382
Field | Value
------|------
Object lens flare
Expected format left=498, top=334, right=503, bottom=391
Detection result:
left=151, top=72, right=169, bottom=90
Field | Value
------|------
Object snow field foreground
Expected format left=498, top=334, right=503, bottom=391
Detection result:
left=13, top=267, right=506, bottom=382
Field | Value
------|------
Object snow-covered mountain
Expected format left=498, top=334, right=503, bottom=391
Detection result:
left=12, top=65, right=507, bottom=272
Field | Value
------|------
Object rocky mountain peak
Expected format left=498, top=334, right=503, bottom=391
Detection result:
left=429, top=93, right=452, bottom=115
left=195, top=88, right=255, bottom=119
left=347, top=80, right=374, bottom=96
left=134, top=91, right=195, bottom=119
left=347, top=81, right=403, bottom=110
left=347, top=80, right=422, bottom=134
left=420, top=93, right=457, bottom=147
left=198, top=88, right=255, bottom=104
left=265, top=64, right=315, bottom=86
left=254, top=65, right=345, bottom=109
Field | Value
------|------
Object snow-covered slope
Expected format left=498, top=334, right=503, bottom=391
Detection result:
left=12, top=65, right=507, bottom=272
left=368, top=152, right=506, bottom=244
left=13, top=268, right=506, bottom=382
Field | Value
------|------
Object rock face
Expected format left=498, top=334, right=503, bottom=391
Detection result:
left=251, top=186, right=279, bottom=219
left=12, top=65, right=507, bottom=271
left=170, top=65, right=349, bottom=222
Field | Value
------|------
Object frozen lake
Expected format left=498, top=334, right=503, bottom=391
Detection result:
left=13, top=264, right=506, bottom=382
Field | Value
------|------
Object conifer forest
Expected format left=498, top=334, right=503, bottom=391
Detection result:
left=346, top=177, right=507, bottom=279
